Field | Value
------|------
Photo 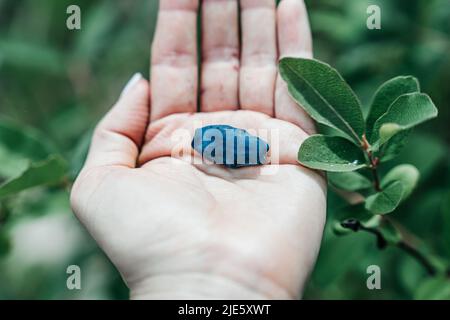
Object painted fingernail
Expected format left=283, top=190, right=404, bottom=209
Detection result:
left=121, top=72, right=142, bottom=97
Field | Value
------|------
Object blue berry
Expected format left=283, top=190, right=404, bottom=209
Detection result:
left=191, top=125, right=270, bottom=169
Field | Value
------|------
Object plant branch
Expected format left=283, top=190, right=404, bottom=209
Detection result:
left=355, top=134, right=441, bottom=276
left=397, top=241, right=437, bottom=276
left=385, top=217, right=440, bottom=276
left=361, top=135, right=382, bottom=192
left=352, top=221, right=438, bottom=276
left=358, top=224, right=388, bottom=249
left=370, top=166, right=382, bottom=192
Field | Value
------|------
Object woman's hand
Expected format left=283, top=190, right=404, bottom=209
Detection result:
left=70, top=0, right=326, bottom=299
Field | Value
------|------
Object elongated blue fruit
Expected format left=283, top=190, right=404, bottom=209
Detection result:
left=191, top=125, right=270, bottom=169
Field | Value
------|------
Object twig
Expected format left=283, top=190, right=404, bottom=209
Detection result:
left=346, top=220, right=439, bottom=276
left=397, top=241, right=437, bottom=276
left=346, top=135, right=442, bottom=276
left=361, top=135, right=382, bottom=192
left=370, top=165, right=382, bottom=192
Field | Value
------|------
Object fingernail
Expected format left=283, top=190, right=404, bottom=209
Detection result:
left=121, top=73, right=142, bottom=97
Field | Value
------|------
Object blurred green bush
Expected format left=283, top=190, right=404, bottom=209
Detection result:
left=0, top=0, right=448, bottom=299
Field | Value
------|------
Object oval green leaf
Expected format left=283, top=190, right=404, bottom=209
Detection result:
left=0, top=155, right=68, bottom=199
left=298, top=135, right=366, bottom=172
left=371, top=93, right=438, bottom=145
left=379, top=123, right=402, bottom=145
left=0, top=118, right=56, bottom=178
left=279, top=57, right=365, bottom=145
left=366, top=76, right=420, bottom=141
left=378, top=129, right=411, bottom=162
left=382, top=164, right=420, bottom=201
left=365, top=181, right=404, bottom=214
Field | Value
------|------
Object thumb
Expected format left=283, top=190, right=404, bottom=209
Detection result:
left=83, top=73, right=150, bottom=170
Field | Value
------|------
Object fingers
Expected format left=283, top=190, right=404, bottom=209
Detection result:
left=83, top=74, right=150, bottom=170
left=275, top=0, right=316, bottom=134
left=150, top=0, right=199, bottom=121
left=201, top=0, right=239, bottom=112
left=239, top=0, right=277, bottom=116
left=277, top=0, right=312, bottom=59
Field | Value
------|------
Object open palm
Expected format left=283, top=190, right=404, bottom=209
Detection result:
left=71, top=0, right=326, bottom=299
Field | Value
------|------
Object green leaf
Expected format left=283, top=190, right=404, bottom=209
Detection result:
left=298, top=135, right=366, bottom=172
left=378, top=129, right=411, bottom=162
left=382, top=164, right=420, bottom=200
left=379, top=123, right=402, bottom=145
left=279, top=57, right=365, bottom=145
left=415, top=277, right=450, bottom=300
left=0, top=155, right=68, bottom=199
left=0, top=119, right=55, bottom=178
left=366, top=76, right=420, bottom=141
left=328, top=171, right=372, bottom=191
left=365, top=181, right=404, bottom=214
left=371, top=93, right=438, bottom=145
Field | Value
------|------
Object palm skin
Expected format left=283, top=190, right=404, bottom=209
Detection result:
left=70, top=0, right=326, bottom=299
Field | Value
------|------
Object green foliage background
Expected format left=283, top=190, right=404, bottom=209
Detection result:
left=0, top=0, right=449, bottom=299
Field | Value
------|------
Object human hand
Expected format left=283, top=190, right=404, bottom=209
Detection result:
left=70, top=0, right=326, bottom=300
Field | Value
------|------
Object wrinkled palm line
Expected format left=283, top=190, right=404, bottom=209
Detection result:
left=285, top=64, right=362, bottom=145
